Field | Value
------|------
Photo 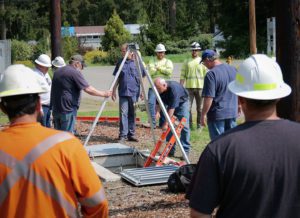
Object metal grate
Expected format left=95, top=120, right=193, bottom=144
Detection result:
left=120, top=165, right=178, bottom=186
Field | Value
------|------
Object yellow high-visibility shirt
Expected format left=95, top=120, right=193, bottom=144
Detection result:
left=180, top=56, right=207, bottom=88
left=148, top=58, right=173, bottom=81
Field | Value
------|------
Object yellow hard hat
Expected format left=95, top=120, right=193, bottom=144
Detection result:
left=0, top=64, right=49, bottom=98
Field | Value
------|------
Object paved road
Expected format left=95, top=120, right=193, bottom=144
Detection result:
left=81, top=63, right=182, bottom=97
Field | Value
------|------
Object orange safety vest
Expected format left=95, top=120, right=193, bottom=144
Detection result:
left=0, top=123, right=108, bottom=218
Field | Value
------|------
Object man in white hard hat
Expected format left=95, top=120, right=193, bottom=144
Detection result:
left=147, top=43, right=173, bottom=128
left=187, top=54, right=300, bottom=218
left=33, top=54, right=52, bottom=127
left=52, top=56, right=66, bottom=70
left=180, top=42, right=207, bottom=130
left=0, top=64, right=109, bottom=217
left=51, top=54, right=112, bottom=134
left=200, top=49, right=238, bottom=140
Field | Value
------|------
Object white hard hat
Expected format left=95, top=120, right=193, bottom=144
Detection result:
left=190, top=42, right=201, bottom=50
left=52, top=56, right=66, bottom=68
left=155, top=43, right=166, bottom=52
left=0, top=64, right=49, bottom=98
left=228, top=54, right=291, bottom=100
left=35, top=54, right=52, bottom=68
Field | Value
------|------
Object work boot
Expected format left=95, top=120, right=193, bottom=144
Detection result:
left=118, top=137, right=127, bottom=144
left=128, top=136, right=139, bottom=142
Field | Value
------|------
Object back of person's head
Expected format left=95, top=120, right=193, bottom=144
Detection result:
left=0, top=64, right=48, bottom=120
left=69, top=54, right=87, bottom=68
left=201, top=49, right=218, bottom=62
left=228, top=54, right=291, bottom=101
left=52, top=56, right=66, bottom=68
left=35, top=54, right=52, bottom=68
left=1, top=94, right=40, bottom=120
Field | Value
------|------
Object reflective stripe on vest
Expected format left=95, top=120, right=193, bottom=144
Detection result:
left=0, top=132, right=78, bottom=217
left=79, top=187, right=106, bottom=207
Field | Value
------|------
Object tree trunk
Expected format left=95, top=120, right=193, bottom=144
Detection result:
left=169, top=0, right=176, bottom=35
left=276, top=0, right=300, bottom=121
left=1, top=1, right=6, bottom=40
left=50, top=0, right=62, bottom=60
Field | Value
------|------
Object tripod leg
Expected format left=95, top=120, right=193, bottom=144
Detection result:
left=134, top=51, right=157, bottom=145
left=83, top=49, right=130, bottom=147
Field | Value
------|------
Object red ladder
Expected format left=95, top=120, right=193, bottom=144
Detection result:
left=143, top=117, right=186, bottom=167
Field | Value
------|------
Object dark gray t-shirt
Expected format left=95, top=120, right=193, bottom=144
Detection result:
left=202, top=64, right=237, bottom=121
left=51, top=65, right=89, bottom=113
left=187, top=119, right=300, bottom=218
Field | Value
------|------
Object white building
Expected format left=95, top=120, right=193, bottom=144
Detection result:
left=62, top=24, right=143, bottom=49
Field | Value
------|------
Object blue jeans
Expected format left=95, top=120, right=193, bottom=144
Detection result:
left=119, top=96, right=136, bottom=138
left=167, top=101, right=190, bottom=154
left=207, top=118, right=237, bottom=140
left=53, top=110, right=77, bottom=134
left=148, top=88, right=165, bottom=127
left=41, top=105, right=51, bottom=128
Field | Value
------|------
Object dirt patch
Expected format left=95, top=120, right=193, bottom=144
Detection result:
left=76, top=121, right=199, bottom=217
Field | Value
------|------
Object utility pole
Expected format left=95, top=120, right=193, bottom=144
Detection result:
left=276, top=0, right=300, bottom=121
left=249, top=0, right=257, bottom=54
left=50, top=0, right=61, bottom=59
left=1, top=0, right=6, bottom=39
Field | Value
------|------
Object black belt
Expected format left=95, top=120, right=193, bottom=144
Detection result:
left=42, top=105, right=50, bottom=108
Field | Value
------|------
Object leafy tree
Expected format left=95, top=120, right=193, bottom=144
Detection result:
left=215, top=0, right=274, bottom=57
left=101, top=10, right=131, bottom=51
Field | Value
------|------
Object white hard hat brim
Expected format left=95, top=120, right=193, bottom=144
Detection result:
left=155, top=49, right=166, bottom=52
left=35, top=59, right=52, bottom=68
left=228, top=81, right=292, bottom=100
left=0, top=87, right=47, bottom=98
left=52, top=60, right=66, bottom=68
left=189, top=48, right=201, bottom=50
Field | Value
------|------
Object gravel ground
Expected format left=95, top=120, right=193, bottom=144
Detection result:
left=76, top=121, right=200, bottom=217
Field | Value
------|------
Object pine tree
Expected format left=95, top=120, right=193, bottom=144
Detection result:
left=101, top=10, right=131, bottom=51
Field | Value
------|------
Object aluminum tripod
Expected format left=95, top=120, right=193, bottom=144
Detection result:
left=83, top=45, right=157, bottom=148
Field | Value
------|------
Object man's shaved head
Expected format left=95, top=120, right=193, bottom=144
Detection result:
left=154, top=78, right=167, bottom=93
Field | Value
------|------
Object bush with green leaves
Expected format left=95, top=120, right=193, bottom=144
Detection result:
left=62, top=36, right=79, bottom=61
left=103, top=48, right=122, bottom=65
left=84, top=50, right=108, bottom=64
left=32, top=37, right=50, bottom=61
left=11, top=40, right=33, bottom=62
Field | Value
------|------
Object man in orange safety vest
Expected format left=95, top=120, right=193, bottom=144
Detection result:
left=0, top=64, right=109, bottom=217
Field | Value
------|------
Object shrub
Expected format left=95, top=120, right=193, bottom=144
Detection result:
left=11, top=40, right=33, bottom=62
left=62, top=36, right=79, bottom=61
left=14, top=60, right=34, bottom=68
left=84, top=50, right=108, bottom=64
left=32, top=37, right=50, bottom=61
left=103, top=48, right=121, bottom=65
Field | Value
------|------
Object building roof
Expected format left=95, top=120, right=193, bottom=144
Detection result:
left=75, top=26, right=105, bottom=36
left=61, top=24, right=143, bottom=37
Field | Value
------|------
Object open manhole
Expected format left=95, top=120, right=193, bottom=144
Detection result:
left=85, top=143, right=178, bottom=186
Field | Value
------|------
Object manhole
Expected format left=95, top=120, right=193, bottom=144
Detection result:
left=85, top=143, right=178, bottom=186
